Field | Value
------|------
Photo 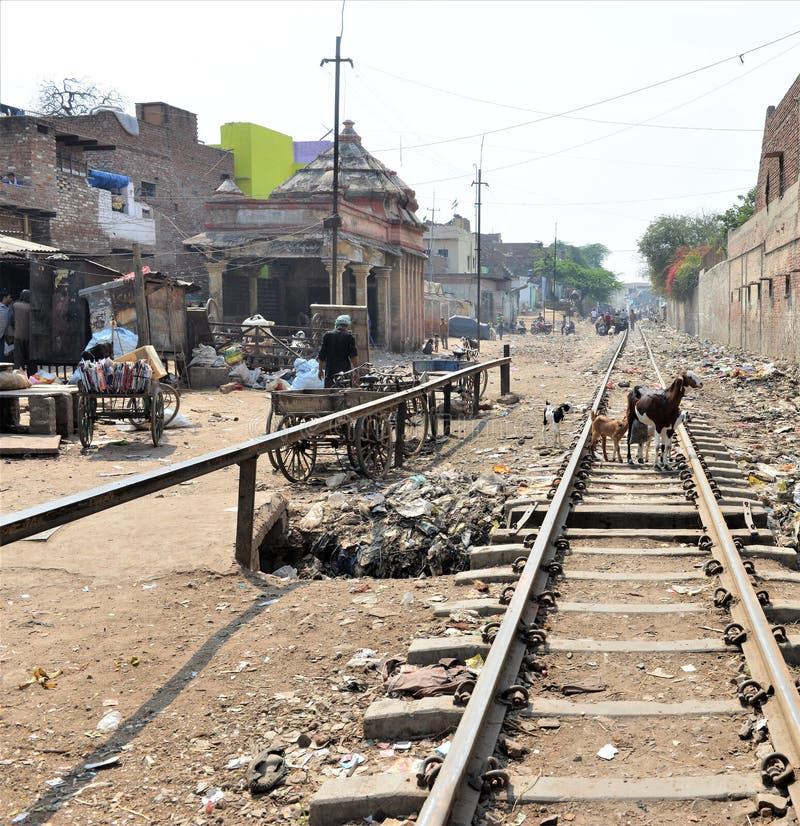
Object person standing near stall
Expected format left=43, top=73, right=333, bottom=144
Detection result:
left=317, top=314, right=359, bottom=387
left=12, top=289, right=33, bottom=375
left=438, top=316, right=448, bottom=350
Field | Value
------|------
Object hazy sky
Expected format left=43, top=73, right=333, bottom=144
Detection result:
left=2, top=1, right=799, bottom=281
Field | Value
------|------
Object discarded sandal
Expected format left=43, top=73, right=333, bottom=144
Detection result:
left=247, top=747, right=287, bottom=794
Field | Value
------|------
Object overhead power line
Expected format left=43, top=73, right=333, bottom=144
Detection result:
left=363, top=27, right=800, bottom=152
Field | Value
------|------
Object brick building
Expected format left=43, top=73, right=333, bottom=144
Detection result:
left=0, top=102, right=234, bottom=292
left=676, top=74, right=800, bottom=362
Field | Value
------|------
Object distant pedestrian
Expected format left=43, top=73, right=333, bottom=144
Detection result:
left=0, top=289, right=13, bottom=358
left=629, top=308, right=636, bottom=332
left=561, top=314, right=567, bottom=335
left=497, top=316, right=504, bottom=340
left=438, top=316, right=448, bottom=349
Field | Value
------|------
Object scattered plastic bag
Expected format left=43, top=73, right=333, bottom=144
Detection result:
left=96, top=710, right=122, bottom=732
left=84, top=327, right=138, bottom=359
left=166, top=412, right=193, bottom=429
left=291, top=359, right=324, bottom=390
left=189, top=344, right=224, bottom=368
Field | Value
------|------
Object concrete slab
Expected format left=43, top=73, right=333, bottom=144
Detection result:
left=454, top=567, right=704, bottom=585
left=310, top=773, right=426, bottom=826
left=432, top=599, right=704, bottom=616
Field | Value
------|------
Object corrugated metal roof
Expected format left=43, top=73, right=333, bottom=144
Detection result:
left=0, top=234, right=60, bottom=254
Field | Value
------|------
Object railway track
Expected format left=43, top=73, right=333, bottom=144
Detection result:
left=308, top=329, right=800, bottom=826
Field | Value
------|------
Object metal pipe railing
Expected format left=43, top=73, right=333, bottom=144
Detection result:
left=1, top=358, right=509, bottom=549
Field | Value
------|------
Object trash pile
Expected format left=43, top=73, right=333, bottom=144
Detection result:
left=648, top=327, right=800, bottom=552
left=293, top=470, right=507, bottom=579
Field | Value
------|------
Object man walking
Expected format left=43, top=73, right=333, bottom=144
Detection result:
left=317, top=314, right=358, bottom=387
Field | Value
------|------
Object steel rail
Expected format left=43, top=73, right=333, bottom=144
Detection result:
left=640, top=329, right=800, bottom=773
left=0, top=358, right=508, bottom=546
left=416, top=332, right=628, bottom=826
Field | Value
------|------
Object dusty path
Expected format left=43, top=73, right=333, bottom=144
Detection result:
left=1, top=321, right=796, bottom=825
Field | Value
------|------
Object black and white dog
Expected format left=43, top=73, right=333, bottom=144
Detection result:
left=542, top=401, right=574, bottom=446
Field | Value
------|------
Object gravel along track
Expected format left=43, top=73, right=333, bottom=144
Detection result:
left=310, top=330, right=800, bottom=826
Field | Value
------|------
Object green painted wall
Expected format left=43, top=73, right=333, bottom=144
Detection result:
left=219, top=123, right=295, bottom=199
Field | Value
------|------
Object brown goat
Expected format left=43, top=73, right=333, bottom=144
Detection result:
left=589, top=411, right=628, bottom=462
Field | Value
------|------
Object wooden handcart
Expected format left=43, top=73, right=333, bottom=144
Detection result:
left=78, top=378, right=166, bottom=448
left=412, top=357, right=487, bottom=418
left=265, top=388, right=395, bottom=483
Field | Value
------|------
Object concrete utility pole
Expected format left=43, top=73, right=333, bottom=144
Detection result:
left=551, top=223, right=558, bottom=334
left=132, top=242, right=151, bottom=346
left=472, top=167, right=488, bottom=353
left=427, top=195, right=437, bottom=284
left=321, top=36, right=353, bottom=300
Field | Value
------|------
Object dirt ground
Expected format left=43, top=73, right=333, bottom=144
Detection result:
left=0, top=320, right=794, bottom=825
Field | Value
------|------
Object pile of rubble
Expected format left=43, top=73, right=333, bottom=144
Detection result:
left=649, top=327, right=800, bottom=552
left=292, top=470, right=507, bottom=579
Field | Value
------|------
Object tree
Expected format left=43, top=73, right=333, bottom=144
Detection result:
left=718, top=187, right=755, bottom=234
left=35, top=77, right=126, bottom=117
left=637, top=213, right=722, bottom=295
left=531, top=242, right=621, bottom=303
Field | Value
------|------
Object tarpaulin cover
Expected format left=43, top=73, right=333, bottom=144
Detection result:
left=87, top=169, right=131, bottom=191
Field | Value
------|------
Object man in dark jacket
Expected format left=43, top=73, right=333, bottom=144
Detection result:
left=317, top=314, right=358, bottom=387
left=12, top=289, right=33, bottom=375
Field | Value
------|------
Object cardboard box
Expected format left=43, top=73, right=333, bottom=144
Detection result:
left=114, top=345, right=167, bottom=379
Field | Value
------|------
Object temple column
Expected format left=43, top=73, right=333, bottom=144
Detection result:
left=351, top=263, right=371, bottom=306
left=321, top=259, right=350, bottom=305
left=205, top=261, right=225, bottom=315
left=373, top=267, right=391, bottom=347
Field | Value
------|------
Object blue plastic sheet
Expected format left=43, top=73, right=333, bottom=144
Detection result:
left=87, top=169, right=131, bottom=191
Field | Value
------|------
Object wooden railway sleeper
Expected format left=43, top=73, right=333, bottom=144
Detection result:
left=760, top=752, right=795, bottom=788
left=724, top=622, right=748, bottom=646
left=738, top=678, right=769, bottom=707
left=496, top=684, right=529, bottom=709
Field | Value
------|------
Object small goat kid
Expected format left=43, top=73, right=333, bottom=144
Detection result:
left=625, top=370, right=702, bottom=469
left=589, top=411, right=627, bottom=462
left=542, top=401, right=573, bottom=446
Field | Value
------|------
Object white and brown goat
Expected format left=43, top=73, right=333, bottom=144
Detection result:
left=625, top=370, right=702, bottom=470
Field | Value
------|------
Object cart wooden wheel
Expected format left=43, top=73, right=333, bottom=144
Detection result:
left=265, top=409, right=280, bottom=470
left=478, top=369, right=488, bottom=398
left=274, top=415, right=317, bottom=482
left=159, top=383, right=180, bottom=426
left=402, top=395, right=429, bottom=457
left=128, top=395, right=149, bottom=430
left=150, top=386, right=165, bottom=446
left=354, top=412, right=393, bottom=478
left=460, top=375, right=479, bottom=418
left=78, top=396, right=95, bottom=448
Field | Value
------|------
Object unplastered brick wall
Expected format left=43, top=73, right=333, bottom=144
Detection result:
left=0, top=117, right=58, bottom=218
left=755, top=74, right=800, bottom=213
left=50, top=171, right=108, bottom=253
left=60, top=103, right=233, bottom=292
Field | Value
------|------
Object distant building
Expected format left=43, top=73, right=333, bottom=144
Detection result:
left=217, top=122, right=331, bottom=199
left=184, top=121, right=426, bottom=351
left=0, top=101, right=235, bottom=292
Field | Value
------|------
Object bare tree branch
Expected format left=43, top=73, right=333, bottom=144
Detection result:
left=35, top=77, right=127, bottom=117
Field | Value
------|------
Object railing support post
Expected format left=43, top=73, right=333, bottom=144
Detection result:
left=394, top=402, right=406, bottom=467
left=235, top=457, right=258, bottom=570
left=443, top=383, right=451, bottom=436
left=501, top=345, right=511, bottom=396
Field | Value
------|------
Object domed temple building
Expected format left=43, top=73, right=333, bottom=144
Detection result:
left=184, top=121, right=427, bottom=352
